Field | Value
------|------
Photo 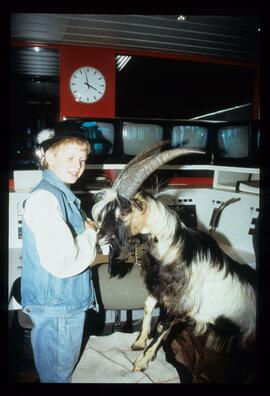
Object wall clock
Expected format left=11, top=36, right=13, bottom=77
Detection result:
left=69, top=66, right=106, bottom=103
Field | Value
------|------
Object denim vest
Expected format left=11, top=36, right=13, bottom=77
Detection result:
left=21, top=169, right=97, bottom=314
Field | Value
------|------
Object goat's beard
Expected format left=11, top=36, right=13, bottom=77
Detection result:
left=109, top=239, right=133, bottom=277
left=108, top=234, right=132, bottom=262
left=97, top=220, right=133, bottom=276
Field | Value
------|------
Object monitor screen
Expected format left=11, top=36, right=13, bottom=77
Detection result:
left=217, top=125, right=249, bottom=158
left=171, top=125, right=208, bottom=149
left=122, top=122, right=163, bottom=155
left=80, top=121, right=114, bottom=156
left=252, top=123, right=260, bottom=166
left=257, top=128, right=260, bottom=151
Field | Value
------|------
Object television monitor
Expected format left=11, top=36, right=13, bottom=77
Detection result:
left=251, top=120, right=260, bottom=167
left=57, top=118, right=119, bottom=163
left=167, top=121, right=213, bottom=164
left=213, top=120, right=259, bottom=167
left=121, top=120, right=165, bottom=160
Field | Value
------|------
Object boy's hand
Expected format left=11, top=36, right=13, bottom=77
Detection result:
left=85, top=219, right=97, bottom=232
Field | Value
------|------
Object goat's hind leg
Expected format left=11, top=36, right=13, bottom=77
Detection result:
left=132, top=320, right=173, bottom=371
left=131, top=295, right=157, bottom=350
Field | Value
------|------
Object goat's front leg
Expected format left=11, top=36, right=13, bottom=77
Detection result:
left=131, top=295, right=157, bottom=350
left=132, top=320, right=173, bottom=372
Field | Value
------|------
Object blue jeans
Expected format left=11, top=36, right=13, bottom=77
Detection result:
left=24, top=307, right=85, bottom=383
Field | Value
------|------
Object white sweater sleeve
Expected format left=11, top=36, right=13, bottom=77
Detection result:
left=23, top=189, right=97, bottom=278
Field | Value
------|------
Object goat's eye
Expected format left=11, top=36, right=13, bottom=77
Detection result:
left=120, top=212, right=129, bottom=220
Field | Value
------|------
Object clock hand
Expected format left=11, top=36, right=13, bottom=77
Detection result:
left=84, top=71, right=92, bottom=89
left=83, top=72, right=97, bottom=91
left=84, top=83, right=98, bottom=91
left=89, top=85, right=98, bottom=91
left=84, top=71, right=90, bottom=83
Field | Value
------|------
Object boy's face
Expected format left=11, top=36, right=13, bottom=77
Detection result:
left=46, top=143, right=88, bottom=184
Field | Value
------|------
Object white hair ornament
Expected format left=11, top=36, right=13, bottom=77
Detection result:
left=35, top=146, right=45, bottom=162
left=35, top=129, right=55, bottom=164
left=36, top=129, right=55, bottom=145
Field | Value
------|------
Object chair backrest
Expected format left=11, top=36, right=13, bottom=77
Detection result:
left=92, top=262, right=148, bottom=310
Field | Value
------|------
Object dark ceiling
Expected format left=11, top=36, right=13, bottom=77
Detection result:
left=11, top=13, right=260, bottom=62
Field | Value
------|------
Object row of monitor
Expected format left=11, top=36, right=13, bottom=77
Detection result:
left=55, top=117, right=260, bottom=168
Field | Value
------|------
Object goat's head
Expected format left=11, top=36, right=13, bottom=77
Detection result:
left=92, top=141, right=204, bottom=265
left=92, top=189, right=133, bottom=260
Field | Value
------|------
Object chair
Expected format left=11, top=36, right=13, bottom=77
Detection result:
left=91, top=251, right=149, bottom=332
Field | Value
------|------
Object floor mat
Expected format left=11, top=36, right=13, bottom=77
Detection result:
left=72, top=331, right=180, bottom=383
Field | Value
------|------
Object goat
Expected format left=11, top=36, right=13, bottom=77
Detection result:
left=92, top=142, right=256, bottom=372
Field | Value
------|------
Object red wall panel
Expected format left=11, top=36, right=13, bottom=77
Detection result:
left=60, top=46, right=116, bottom=119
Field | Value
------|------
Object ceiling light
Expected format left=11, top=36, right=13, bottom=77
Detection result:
left=177, top=15, right=187, bottom=21
left=191, top=103, right=252, bottom=120
left=116, top=55, right=132, bottom=71
left=33, top=46, right=41, bottom=52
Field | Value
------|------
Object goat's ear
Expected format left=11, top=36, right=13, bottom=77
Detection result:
left=131, top=198, right=146, bottom=213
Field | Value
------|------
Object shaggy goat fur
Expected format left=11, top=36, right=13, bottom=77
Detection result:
left=92, top=189, right=256, bottom=371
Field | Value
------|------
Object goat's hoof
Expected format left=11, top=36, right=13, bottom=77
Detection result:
left=132, top=364, right=147, bottom=372
left=132, top=366, right=143, bottom=372
left=131, top=339, right=146, bottom=350
left=132, top=356, right=149, bottom=372
left=131, top=343, right=145, bottom=351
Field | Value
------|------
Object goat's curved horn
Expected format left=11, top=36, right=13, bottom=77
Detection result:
left=116, top=148, right=205, bottom=199
left=113, top=140, right=170, bottom=189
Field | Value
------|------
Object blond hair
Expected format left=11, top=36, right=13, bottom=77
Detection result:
left=40, top=136, right=91, bottom=169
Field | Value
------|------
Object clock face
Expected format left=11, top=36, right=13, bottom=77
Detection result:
left=69, top=66, right=106, bottom=103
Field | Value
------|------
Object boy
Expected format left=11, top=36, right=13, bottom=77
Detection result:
left=21, top=128, right=98, bottom=383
